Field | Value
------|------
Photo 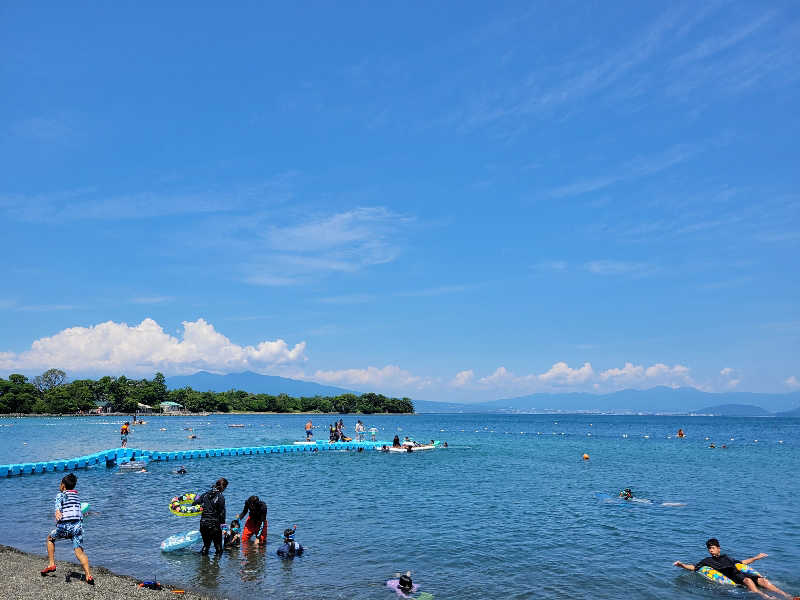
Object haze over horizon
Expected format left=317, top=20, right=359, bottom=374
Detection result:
left=2, top=2, right=799, bottom=402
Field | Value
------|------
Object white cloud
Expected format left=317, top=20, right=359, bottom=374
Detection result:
left=244, top=207, right=412, bottom=286
left=538, top=361, right=594, bottom=384
left=720, top=367, right=740, bottom=388
left=451, top=369, right=475, bottom=387
left=312, top=365, right=428, bottom=390
left=0, top=318, right=307, bottom=375
left=585, top=260, right=653, bottom=276
left=461, top=360, right=695, bottom=394
left=131, top=296, right=173, bottom=305
left=478, top=366, right=514, bottom=385
left=786, top=376, right=800, bottom=389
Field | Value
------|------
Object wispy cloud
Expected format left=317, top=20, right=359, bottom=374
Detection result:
left=394, top=284, right=475, bottom=298
left=584, top=260, right=654, bottom=277
left=131, top=296, right=173, bottom=305
left=549, top=144, right=700, bottom=199
left=16, top=304, right=77, bottom=312
left=243, top=207, right=413, bottom=286
left=318, top=294, right=375, bottom=305
left=0, top=173, right=298, bottom=223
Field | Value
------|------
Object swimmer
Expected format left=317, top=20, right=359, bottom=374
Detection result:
left=176, top=466, right=187, bottom=475
left=677, top=428, right=685, bottom=438
left=223, top=519, right=241, bottom=548
left=387, top=572, right=418, bottom=597
left=276, top=526, right=303, bottom=558
left=674, top=538, right=797, bottom=599
left=619, top=488, right=634, bottom=501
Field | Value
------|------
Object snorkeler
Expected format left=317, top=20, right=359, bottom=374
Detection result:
left=387, top=572, right=418, bottom=597
left=276, top=526, right=303, bottom=558
left=619, top=488, right=633, bottom=501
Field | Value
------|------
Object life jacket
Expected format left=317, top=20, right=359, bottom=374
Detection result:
left=121, top=425, right=129, bottom=435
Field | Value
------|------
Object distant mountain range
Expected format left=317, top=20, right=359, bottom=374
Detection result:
left=166, top=371, right=354, bottom=398
left=165, top=372, right=800, bottom=416
left=415, top=386, right=800, bottom=416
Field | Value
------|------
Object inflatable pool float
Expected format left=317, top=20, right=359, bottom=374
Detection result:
left=160, top=530, right=201, bottom=552
left=386, top=578, right=419, bottom=597
left=169, top=493, right=203, bottom=516
left=387, top=443, right=436, bottom=453
left=80, top=502, right=90, bottom=515
left=697, top=563, right=761, bottom=586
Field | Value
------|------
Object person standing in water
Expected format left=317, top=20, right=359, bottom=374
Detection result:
left=237, top=495, right=268, bottom=545
left=197, top=478, right=228, bottom=555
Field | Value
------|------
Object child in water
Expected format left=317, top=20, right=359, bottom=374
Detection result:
left=224, top=519, right=241, bottom=548
left=277, top=526, right=303, bottom=558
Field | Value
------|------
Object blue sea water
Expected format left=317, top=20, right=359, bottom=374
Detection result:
left=1, top=413, right=798, bottom=600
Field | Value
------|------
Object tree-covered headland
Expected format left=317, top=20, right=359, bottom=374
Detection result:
left=0, top=369, right=414, bottom=415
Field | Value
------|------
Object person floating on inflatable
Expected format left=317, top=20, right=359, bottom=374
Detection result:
left=619, top=488, right=633, bottom=501
left=387, top=572, right=418, bottom=597
left=674, top=538, right=797, bottom=599
left=277, top=526, right=303, bottom=558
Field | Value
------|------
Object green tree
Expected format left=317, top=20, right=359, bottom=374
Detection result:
left=33, top=368, right=66, bottom=394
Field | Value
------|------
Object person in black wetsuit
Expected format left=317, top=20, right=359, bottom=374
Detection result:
left=197, top=478, right=228, bottom=555
left=674, top=538, right=796, bottom=599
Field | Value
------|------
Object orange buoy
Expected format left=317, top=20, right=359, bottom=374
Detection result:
left=582, top=453, right=590, bottom=460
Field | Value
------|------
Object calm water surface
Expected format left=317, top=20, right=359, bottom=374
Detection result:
left=1, top=413, right=798, bottom=599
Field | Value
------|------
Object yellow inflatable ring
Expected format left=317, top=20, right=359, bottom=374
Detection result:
left=169, top=492, right=203, bottom=517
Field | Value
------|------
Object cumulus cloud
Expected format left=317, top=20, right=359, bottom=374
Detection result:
left=451, top=369, right=475, bottom=387
left=786, top=375, right=800, bottom=389
left=0, top=318, right=307, bottom=375
left=460, top=360, right=695, bottom=394
left=539, top=361, right=594, bottom=384
left=312, top=365, right=429, bottom=390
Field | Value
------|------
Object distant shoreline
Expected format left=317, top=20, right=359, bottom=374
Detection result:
left=0, top=411, right=416, bottom=418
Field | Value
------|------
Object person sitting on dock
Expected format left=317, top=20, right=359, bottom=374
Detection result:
left=392, top=435, right=401, bottom=448
left=329, top=424, right=337, bottom=442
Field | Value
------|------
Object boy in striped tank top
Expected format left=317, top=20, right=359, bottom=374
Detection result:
left=40, top=473, right=93, bottom=584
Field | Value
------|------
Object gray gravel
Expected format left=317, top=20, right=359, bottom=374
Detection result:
left=0, top=545, right=217, bottom=600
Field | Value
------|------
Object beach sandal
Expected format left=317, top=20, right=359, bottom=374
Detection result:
left=40, top=565, right=56, bottom=576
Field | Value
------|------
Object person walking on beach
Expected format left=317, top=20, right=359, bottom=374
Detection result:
left=120, top=421, right=130, bottom=448
left=197, top=478, right=228, bottom=555
left=305, top=419, right=313, bottom=441
left=40, top=473, right=93, bottom=585
left=674, top=538, right=796, bottom=599
left=237, top=495, right=268, bottom=545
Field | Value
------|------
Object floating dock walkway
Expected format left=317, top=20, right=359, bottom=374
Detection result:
left=1, top=440, right=390, bottom=477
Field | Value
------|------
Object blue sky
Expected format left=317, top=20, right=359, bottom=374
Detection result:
left=1, top=1, right=798, bottom=401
